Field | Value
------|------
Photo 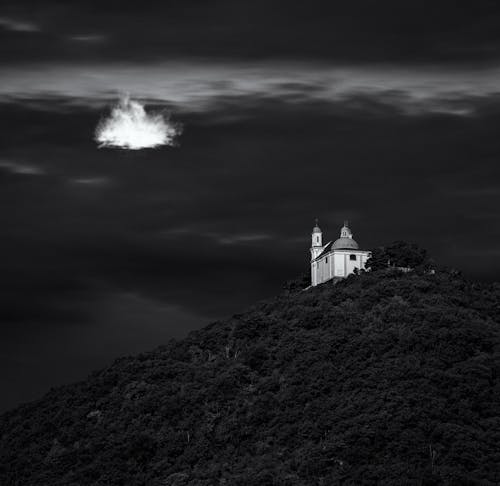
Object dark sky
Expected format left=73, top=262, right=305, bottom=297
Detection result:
left=1, top=0, right=500, bottom=412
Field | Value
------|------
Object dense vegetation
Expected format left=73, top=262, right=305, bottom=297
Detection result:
left=366, top=241, right=431, bottom=272
left=1, top=266, right=499, bottom=485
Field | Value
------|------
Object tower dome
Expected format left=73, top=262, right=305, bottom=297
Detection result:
left=332, top=221, right=360, bottom=250
left=312, top=220, right=322, bottom=233
left=311, top=218, right=323, bottom=258
left=332, top=237, right=359, bottom=250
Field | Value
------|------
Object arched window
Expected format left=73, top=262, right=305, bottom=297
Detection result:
left=350, top=254, right=357, bottom=261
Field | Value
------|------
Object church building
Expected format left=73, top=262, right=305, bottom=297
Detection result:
left=310, top=221, right=371, bottom=286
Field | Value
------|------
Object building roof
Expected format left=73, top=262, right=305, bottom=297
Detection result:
left=332, top=237, right=360, bottom=250
left=314, top=242, right=369, bottom=262
left=315, top=241, right=332, bottom=259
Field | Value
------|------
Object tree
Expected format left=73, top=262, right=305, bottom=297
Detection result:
left=282, top=271, right=311, bottom=293
left=366, top=241, right=429, bottom=271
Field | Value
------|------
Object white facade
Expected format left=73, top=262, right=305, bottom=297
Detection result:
left=310, top=222, right=371, bottom=286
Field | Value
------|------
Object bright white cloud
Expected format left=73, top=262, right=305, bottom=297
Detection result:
left=95, top=95, right=180, bottom=150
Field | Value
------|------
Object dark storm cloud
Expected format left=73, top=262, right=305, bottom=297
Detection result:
left=2, top=0, right=500, bottom=63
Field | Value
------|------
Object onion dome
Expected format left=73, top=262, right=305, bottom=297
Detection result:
left=332, top=237, right=360, bottom=250
left=312, top=218, right=322, bottom=233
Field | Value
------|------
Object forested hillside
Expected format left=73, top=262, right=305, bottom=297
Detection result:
left=1, top=267, right=499, bottom=485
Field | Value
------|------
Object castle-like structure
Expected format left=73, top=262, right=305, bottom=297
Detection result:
left=310, top=221, right=371, bottom=286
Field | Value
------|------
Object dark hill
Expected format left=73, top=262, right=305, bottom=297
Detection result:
left=1, top=269, right=500, bottom=485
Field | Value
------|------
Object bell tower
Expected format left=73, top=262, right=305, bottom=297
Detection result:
left=340, top=220, right=353, bottom=239
left=310, top=219, right=323, bottom=260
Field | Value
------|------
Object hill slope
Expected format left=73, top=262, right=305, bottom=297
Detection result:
left=1, top=269, right=500, bottom=485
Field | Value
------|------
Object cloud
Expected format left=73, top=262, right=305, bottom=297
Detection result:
left=0, top=160, right=44, bottom=175
left=95, top=95, right=181, bottom=150
left=161, top=227, right=273, bottom=246
left=215, top=233, right=272, bottom=245
left=1, top=62, right=499, bottom=117
left=68, top=34, right=107, bottom=43
left=70, top=176, right=110, bottom=185
left=0, top=16, right=39, bottom=32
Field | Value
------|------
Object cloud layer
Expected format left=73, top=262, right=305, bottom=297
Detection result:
left=2, top=62, right=500, bottom=118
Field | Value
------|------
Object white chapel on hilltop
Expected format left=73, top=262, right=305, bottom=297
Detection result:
left=310, top=221, right=371, bottom=286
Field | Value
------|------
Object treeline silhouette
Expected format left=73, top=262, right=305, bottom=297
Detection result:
left=1, top=248, right=499, bottom=485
